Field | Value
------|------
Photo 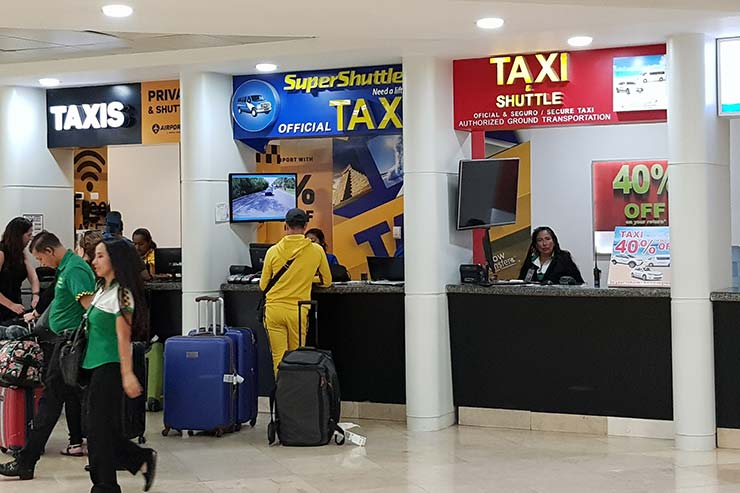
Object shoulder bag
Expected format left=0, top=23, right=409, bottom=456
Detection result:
left=59, top=313, right=88, bottom=387
left=256, top=258, right=294, bottom=323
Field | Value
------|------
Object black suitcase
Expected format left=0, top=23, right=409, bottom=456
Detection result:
left=122, top=342, right=147, bottom=444
left=268, top=301, right=344, bottom=446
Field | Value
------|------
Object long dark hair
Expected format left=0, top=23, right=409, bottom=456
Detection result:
left=101, top=238, right=149, bottom=341
left=0, top=217, right=32, bottom=268
left=305, top=228, right=327, bottom=251
left=527, top=226, right=563, bottom=259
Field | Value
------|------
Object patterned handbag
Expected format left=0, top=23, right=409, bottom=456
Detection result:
left=0, top=339, right=44, bottom=387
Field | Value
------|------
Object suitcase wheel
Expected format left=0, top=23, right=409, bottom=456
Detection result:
left=161, top=426, right=171, bottom=437
left=146, top=398, right=161, bottom=412
left=138, top=436, right=146, bottom=444
left=250, top=417, right=257, bottom=427
left=214, top=428, right=224, bottom=438
left=235, top=423, right=242, bottom=432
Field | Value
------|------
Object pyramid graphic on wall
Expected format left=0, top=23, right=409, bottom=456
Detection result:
left=333, top=165, right=371, bottom=207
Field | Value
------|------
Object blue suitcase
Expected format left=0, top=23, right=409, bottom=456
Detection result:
left=225, top=327, right=259, bottom=427
left=162, top=296, right=237, bottom=437
left=184, top=298, right=259, bottom=428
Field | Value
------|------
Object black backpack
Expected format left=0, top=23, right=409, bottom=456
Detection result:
left=268, top=301, right=344, bottom=446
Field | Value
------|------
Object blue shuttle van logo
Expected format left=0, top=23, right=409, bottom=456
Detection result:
left=231, top=80, right=280, bottom=132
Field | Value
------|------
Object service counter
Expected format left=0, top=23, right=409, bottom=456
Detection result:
left=221, top=283, right=405, bottom=403
left=447, top=284, right=673, bottom=420
left=144, top=281, right=182, bottom=342
left=711, top=288, right=740, bottom=430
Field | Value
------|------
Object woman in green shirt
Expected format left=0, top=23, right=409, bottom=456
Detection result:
left=85, top=238, right=156, bottom=493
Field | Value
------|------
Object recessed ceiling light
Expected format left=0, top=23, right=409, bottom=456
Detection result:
left=102, top=4, right=133, bottom=18
left=476, top=17, right=505, bottom=30
left=39, top=78, right=60, bottom=87
left=256, top=63, right=278, bottom=73
left=568, top=36, right=593, bottom=47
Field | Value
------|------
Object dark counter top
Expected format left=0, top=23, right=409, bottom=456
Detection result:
left=145, top=281, right=182, bottom=291
left=447, top=283, right=670, bottom=298
left=711, top=288, right=740, bottom=302
left=220, top=281, right=404, bottom=295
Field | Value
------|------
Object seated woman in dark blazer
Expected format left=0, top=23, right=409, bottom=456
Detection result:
left=518, top=226, right=584, bottom=284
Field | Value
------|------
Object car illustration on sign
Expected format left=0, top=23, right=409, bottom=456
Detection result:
left=611, top=253, right=640, bottom=268
left=646, top=255, right=671, bottom=267
left=642, top=71, right=666, bottom=83
left=615, top=81, right=643, bottom=95
left=236, top=94, right=272, bottom=117
left=630, top=266, right=664, bottom=281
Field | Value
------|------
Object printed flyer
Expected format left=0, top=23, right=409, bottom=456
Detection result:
left=607, top=226, right=670, bottom=288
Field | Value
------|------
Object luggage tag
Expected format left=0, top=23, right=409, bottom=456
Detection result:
left=338, top=422, right=367, bottom=447
left=223, top=373, right=245, bottom=385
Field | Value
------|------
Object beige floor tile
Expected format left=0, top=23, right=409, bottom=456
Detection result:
left=7, top=412, right=740, bottom=493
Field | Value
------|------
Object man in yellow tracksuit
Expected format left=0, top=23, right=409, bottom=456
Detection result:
left=260, top=208, right=332, bottom=374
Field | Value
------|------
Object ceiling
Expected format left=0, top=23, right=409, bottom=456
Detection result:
left=0, top=0, right=739, bottom=86
left=0, top=29, right=300, bottom=64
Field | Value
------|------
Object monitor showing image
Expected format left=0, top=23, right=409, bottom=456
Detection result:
left=229, top=173, right=297, bottom=223
left=457, top=158, right=520, bottom=230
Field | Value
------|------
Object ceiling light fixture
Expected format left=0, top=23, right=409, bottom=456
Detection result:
left=101, top=4, right=134, bottom=18
left=39, top=78, right=61, bottom=87
left=256, top=63, right=278, bottom=73
left=568, top=36, right=593, bottom=47
left=476, top=17, right=505, bottom=30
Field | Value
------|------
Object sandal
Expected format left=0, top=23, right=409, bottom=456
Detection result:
left=60, top=444, right=85, bottom=457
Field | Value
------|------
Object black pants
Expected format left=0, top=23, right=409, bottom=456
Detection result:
left=17, top=340, right=84, bottom=468
left=86, top=363, right=149, bottom=493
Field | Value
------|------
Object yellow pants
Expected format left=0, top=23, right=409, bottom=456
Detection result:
left=264, top=304, right=309, bottom=375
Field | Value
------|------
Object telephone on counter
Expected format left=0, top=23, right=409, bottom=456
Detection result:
left=227, top=265, right=260, bottom=284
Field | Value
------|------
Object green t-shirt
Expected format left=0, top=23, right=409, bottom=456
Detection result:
left=48, top=250, right=96, bottom=335
left=82, top=282, right=134, bottom=369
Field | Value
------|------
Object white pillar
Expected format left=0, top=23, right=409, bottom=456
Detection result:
left=180, top=72, right=256, bottom=332
left=402, top=57, right=473, bottom=431
left=0, top=86, right=74, bottom=247
left=668, top=34, right=731, bottom=451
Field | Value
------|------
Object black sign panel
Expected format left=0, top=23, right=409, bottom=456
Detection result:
left=46, top=84, right=142, bottom=148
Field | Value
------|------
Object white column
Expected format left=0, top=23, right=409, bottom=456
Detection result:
left=668, top=34, right=731, bottom=451
left=180, top=72, right=256, bottom=333
left=0, top=86, right=74, bottom=247
left=402, top=57, right=473, bottom=431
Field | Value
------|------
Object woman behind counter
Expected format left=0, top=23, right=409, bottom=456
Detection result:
left=518, top=226, right=584, bottom=285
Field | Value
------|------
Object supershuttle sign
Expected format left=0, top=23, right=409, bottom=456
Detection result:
left=453, top=45, right=667, bottom=131
left=232, top=64, right=403, bottom=140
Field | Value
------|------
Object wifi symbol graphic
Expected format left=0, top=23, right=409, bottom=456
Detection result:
left=74, top=150, right=105, bottom=193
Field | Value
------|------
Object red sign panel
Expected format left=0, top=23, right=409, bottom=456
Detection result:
left=592, top=159, right=669, bottom=233
left=453, top=45, right=667, bottom=132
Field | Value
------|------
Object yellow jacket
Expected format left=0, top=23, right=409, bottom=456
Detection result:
left=259, top=235, right=332, bottom=307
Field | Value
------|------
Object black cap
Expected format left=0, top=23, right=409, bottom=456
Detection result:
left=285, top=208, right=308, bottom=226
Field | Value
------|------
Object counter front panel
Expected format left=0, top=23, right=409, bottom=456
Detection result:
left=448, top=285, right=673, bottom=420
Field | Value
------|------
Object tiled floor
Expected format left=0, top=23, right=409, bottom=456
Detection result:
left=2, top=414, right=740, bottom=492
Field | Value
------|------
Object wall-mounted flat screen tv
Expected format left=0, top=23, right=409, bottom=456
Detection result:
left=229, top=173, right=298, bottom=223
left=456, top=158, right=520, bottom=230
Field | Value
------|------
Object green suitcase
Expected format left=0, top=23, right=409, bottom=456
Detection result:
left=145, top=342, right=164, bottom=412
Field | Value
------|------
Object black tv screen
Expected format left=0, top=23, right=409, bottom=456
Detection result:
left=457, top=158, right=520, bottom=230
left=229, top=173, right=298, bottom=223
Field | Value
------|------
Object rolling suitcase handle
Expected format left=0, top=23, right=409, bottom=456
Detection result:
left=297, top=300, right=318, bottom=348
left=194, top=296, right=226, bottom=335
